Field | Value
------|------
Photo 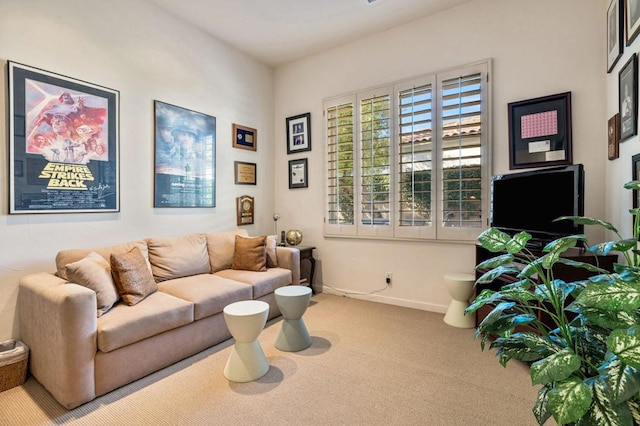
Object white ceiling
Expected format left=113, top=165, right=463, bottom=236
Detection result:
left=145, top=0, right=472, bottom=67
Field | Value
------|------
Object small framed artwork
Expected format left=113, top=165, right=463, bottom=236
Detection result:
left=288, top=158, right=308, bottom=189
left=608, top=114, right=620, bottom=160
left=619, top=54, right=638, bottom=142
left=286, top=112, right=311, bottom=154
left=608, top=0, right=623, bottom=72
left=232, top=123, right=257, bottom=151
left=234, top=161, right=257, bottom=185
left=626, top=0, right=640, bottom=45
left=236, top=195, right=254, bottom=226
left=632, top=153, right=640, bottom=209
left=507, top=92, right=572, bottom=170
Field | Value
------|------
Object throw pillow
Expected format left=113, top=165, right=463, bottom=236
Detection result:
left=232, top=235, right=267, bottom=272
left=265, top=234, right=278, bottom=268
left=65, top=252, right=119, bottom=317
left=110, top=247, right=158, bottom=306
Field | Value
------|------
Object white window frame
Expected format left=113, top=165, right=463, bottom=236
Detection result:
left=324, top=60, right=491, bottom=242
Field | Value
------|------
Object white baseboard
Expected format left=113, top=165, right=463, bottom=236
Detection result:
left=321, top=286, right=448, bottom=314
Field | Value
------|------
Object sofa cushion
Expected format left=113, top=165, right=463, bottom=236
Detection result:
left=97, top=291, right=194, bottom=353
left=215, top=267, right=291, bottom=299
left=56, top=240, right=150, bottom=280
left=65, top=252, right=119, bottom=317
left=111, top=247, right=158, bottom=306
left=265, top=235, right=278, bottom=268
left=206, top=229, right=249, bottom=272
left=232, top=235, right=267, bottom=272
left=146, top=233, right=210, bottom=282
left=157, top=274, right=252, bottom=320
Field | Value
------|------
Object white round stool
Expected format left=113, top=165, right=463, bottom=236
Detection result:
left=223, top=300, right=270, bottom=382
left=443, top=273, right=476, bottom=328
left=274, top=285, right=312, bottom=352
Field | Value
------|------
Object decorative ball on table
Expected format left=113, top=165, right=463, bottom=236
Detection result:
left=285, top=230, right=303, bottom=246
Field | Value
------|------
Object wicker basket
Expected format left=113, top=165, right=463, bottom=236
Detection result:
left=0, top=340, right=28, bottom=392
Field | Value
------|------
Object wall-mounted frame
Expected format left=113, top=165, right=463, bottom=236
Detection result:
left=289, top=158, right=308, bottom=189
left=609, top=114, right=620, bottom=160
left=8, top=61, right=119, bottom=214
left=507, top=92, right=572, bottom=170
left=154, top=100, right=216, bottom=208
left=286, top=112, right=311, bottom=154
left=234, top=161, right=257, bottom=185
left=609, top=0, right=623, bottom=72
left=619, top=54, right=638, bottom=142
left=236, top=195, right=254, bottom=226
left=232, top=123, right=257, bottom=151
left=626, top=0, right=640, bottom=45
left=633, top=153, right=640, bottom=210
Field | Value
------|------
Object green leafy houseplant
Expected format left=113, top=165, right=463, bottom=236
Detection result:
left=467, top=182, right=640, bottom=425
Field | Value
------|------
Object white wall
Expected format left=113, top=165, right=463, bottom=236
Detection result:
left=273, top=0, right=607, bottom=310
left=0, top=0, right=274, bottom=340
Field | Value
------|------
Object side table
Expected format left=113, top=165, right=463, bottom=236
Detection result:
left=293, top=246, right=315, bottom=293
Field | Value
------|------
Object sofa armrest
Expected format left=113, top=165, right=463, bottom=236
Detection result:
left=18, top=272, right=98, bottom=409
left=275, top=246, right=301, bottom=285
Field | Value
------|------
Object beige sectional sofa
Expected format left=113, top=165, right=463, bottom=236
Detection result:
left=18, top=229, right=300, bottom=409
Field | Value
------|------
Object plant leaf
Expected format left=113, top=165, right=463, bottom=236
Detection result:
left=598, top=357, right=640, bottom=404
left=543, top=234, right=585, bottom=255
left=557, top=215, right=619, bottom=233
left=590, top=239, right=637, bottom=256
left=477, top=228, right=511, bottom=252
left=530, top=349, right=581, bottom=385
left=580, top=306, right=639, bottom=330
left=476, top=265, right=520, bottom=285
left=555, top=257, right=612, bottom=275
left=577, top=280, right=640, bottom=312
left=581, top=375, right=634, bottom=426
left=465, top=289, right=500, bottom=315
left=547, top=376, right=593, bottom=425
left=505, top=231, right=531, bottom=254
left=475, top=253, right=515, bottom=270
left=627, top=397, right=640, bottom=425
left=533, top=385, right=552, bottom=426
left=608, top=326, right=640, bottom=369
left=624, top=180, right=640, bottom=191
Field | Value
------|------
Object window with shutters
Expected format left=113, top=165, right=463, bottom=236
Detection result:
left=324, top=60, right=490, bottom=241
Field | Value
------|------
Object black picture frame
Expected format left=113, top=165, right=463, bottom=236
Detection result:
left=633, top=153, right=640, bottom=210
left=8, top=61, right=120, bottom=214
left=609, top=114, right=621, bottom=160
left=288, top=158, right=308, bottom=189
left=626, top=0, right=640, bottom=45
left=619, top=54, right=638, bottom=142
left=507, top=92, right=572, bottom=170
left=609, top=0, right=624, bottom=72
left=234, top=161, right=257, bottom=185
left=153, top=100, right=216, bottom=208
left=286, top=113, right=311, bottom=154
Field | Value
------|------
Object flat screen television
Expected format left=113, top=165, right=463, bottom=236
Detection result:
left=491, top=164, right=584, bottom=247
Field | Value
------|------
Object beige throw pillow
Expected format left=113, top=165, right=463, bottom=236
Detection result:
left=232, top=235, right=267, bottom=272
left=265, top=235, right=278, bottom=268
left=110, top=247, right=158, bottom=306
left=65, top=252, right=119, bottom=317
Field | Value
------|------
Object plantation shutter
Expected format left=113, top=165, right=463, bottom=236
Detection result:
left=437, top=63, right=489, bottom=241
left=358, top=88, right=393, bottom=237
left=325, top=97, right=356, bottom=235
left=395, top=77, right=436, bottom=239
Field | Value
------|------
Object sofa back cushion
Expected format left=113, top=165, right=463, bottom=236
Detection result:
left=232, top=235, right=267, bottom=272
left=206, top=229, right=249, bottom=272
left=56, top=240, right=151, bottom=280
left=146, top=233, right=210, bottom=282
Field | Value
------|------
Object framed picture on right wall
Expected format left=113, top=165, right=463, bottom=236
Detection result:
left=619, top=53, right=638, bottom=142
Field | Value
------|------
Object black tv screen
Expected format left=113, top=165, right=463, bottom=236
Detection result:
left=491, top=164, right=584, bottom=243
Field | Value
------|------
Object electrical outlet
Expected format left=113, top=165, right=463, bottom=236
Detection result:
left=386, top=272, right=392, bottom=285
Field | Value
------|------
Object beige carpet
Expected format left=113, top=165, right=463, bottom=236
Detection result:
left=0, top=293, right=543, bottom=426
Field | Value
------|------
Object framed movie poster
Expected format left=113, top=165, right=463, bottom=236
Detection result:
left=154, top=101, right=216, bottom=207
left=507, top=92, right=572, bottom=170
left=8, top=61, right=119, bottom=214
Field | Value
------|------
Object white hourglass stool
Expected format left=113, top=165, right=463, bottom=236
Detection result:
left=443, top=273, right=476, bottom=328
left=274, top=285, right=312, bottom=352
left=223, top=300, right=270, bottom=382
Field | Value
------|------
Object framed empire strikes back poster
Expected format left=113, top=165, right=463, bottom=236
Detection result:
left=8, top=61, right=120, bottom=214
left=154, top=101, right=216, bottom=208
